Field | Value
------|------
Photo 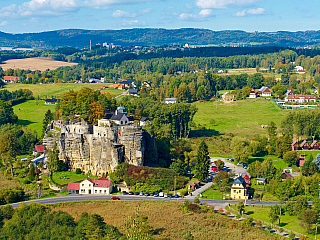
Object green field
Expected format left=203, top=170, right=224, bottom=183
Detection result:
left=193, top=98, right=288, bottom=137
left=13, top=100, right=53, bottom=135
left=4, top=83, right=125, bottom=98
left=242, top=205, right=315, bottom=238
left=51, top=171, right=99, bottom=186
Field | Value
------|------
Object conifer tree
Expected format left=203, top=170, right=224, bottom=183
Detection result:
left=194, top=139, right=210, bottom=182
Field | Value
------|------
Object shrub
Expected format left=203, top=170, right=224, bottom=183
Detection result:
left=289, top=232, right=295, bottom=240
left=218, top=208, right=224, bottom=213
left=186, top=204, right=201, bottom=213
left=22, top=179, right=31, bottom=184
left=193, top=197, right=200, bottom=204
left=266, top=225, right=272, bottom=231
left=253, top=193, right=260, bottom=199
left=279, top=228, right=283, bottom=233
left=75, top=168, right=82, bottom=174
left=256, top=220, right=262, bottom=228
left=225, top=211, right=230, bottom=215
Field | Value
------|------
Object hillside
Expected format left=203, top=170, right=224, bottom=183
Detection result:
left=1, top=28, right=320, bottom=48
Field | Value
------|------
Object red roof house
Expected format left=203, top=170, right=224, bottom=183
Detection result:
left=291, top=141, right=300, bottom=151
left=67, top=177, right=113, bottom=195
left=3, top=76, right=20, bottom=83
left=300, top=140, right=310, bottom=150
left=311, top=140, right=320, bottom=150
left=34, top=145, right=45, bottom=153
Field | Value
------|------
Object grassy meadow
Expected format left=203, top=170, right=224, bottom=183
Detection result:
left=52, top=201, right=281, bottom=240
left=4, top=82, right=124, bottom=99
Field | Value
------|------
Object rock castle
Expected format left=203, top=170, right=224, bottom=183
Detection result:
left=43, top=105, right=147, bottom=176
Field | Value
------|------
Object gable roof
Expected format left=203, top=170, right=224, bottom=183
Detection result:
left=300, top=140, right=310, bottom=148
left=110, top=113, right=127, bottom=121
left=286, top=95, right=316, bottom=100
left=67, top=182, right=80, bottom=191
left=128, top=89, right=138, bottom=94
left=311, top=140, right=319, bottom=147
left=35, top=145, right=44, bottom=153
left=232, top=176, right=247, bottom=188
left=45, top=98, right=58, bottom=103
left=92, top=179, right=112, bottom=188
left=140, top=117, right=148, bottom=122
left=291, top=141, right=299, bottom=146
left=250, top=89, right=257, bottom=93
left=81, top=178, right=95, bottom=184
left=4, top=76, right=20, bottom=81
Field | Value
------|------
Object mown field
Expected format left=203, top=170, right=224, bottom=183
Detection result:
left=0, top=57, right=77, bottom=71
left=4, top=83, right=124, bottom=98
left=53, top=201, right=281, bottom=240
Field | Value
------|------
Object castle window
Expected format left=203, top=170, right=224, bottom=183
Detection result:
left=95, top=190, right=97, bottom=193
left=121, top=121, right=123, bottom=125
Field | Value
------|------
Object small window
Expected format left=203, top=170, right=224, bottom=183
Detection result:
left=234, top=190, right=236, bottom=193
left=121, top=121, right=123, bottom=125
left=95, top=190, right=97, bottom=193
left=104, top=190, right=106, bottom=193
left=100, top=190, right=102, bottom=193
left=89, top=184, right=91, bottom=187
left=239, top=190, right=241, bottom=193
left=82, top=184, right=84, bottom=187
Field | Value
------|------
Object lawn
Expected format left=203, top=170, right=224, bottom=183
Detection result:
left=192, top=98, right=288, bottom=138
left=13, top=100, right=54, bottom=135
left=198, top=185, right=229, bottom=200
left=51, top=171, right=99, bottom=186
left=298, top=150, right=320, bottom=160
left=4, top=83, right=124, bottom=98
left=243, top=205, right=316, bottom=238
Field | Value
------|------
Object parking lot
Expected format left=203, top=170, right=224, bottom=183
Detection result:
left=210, top=157, right=248, bottom=176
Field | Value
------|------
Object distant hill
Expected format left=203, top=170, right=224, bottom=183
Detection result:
left=1, top=28, right=320, bottom=49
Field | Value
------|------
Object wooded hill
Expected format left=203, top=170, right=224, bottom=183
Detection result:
left=2, top=28, right=320, bottom=48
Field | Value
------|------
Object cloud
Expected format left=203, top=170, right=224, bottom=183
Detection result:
left=0, top=21, right=8, bottom=26
left=196, top=0, right=259, bottom=9
left=199, top=9, right=213, bottom=17
left=139, top=8, right=151, bottom=14
left=235, top=7, right=266, bottom=17
left=112, top=10, right=136, bottom=18
left=116, top=19, right=146, bottom=27
left=178, top=13, right=199, bottom=21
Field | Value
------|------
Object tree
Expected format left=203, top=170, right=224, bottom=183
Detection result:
left=47, top=142, right=65, bottom=172
left=283, top=151, right=299, bottom=167
left=301, top=209, right=316, bottom=234
left=194, top=139, right=210, bottom=182
left=269, top=205, right=281, bottom=226
left=301, top=155, right=317, bottom=176
left=214, top=159, right=224, bottom=170
left=276, top=134, right=292, bottom=158
left=0, top=101, right=18, bottom=126
left=237, top=202, right=245, bottom=215
left=0, top=132, right=19, bottom=177
left=88, top=102, right=104, bottom=125
left=214, top=171, right=232, bottom=192
left=231, top=137, right=249, bottom=164
left=248, top=161, right=262, bottom=178
left=125, top=210, right=153, bottom=240
left=42, top=109, right=53, bottom=135
left=29, top=164, right=35, bottom=181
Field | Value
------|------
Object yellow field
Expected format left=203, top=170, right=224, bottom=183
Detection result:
left=4, top=83, right=124, bottom=98
left=223, top=68, right=257, bottom=75
left=0, top=57, right=77, bottom=71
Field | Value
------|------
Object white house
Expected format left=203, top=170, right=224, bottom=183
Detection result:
left=285, top=94, right=316, bottom=103
left=110, top=105, right=129, bottom=125
left=249, top=89, right=257, bottom=99
left=258, top=86, right=272, bottom=97
left=165, top=98, right=177, bottom=104
left=67, top=177, right=113, bottom=195
left=294, top=66, right=304, bottom=72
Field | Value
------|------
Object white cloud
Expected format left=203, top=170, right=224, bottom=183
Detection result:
left=196, top=0, right=259, bottom=9
left=199, top=9, right=213, bottom=17
left=0, top=21, right=8, bottom=26
left=235, top=7, right=266, bottom=17
left=139, top=8, right=151, bottom=14
left=178, top=13, right=198, bottom=21
left=112, top=10, right=136, bottom=18
left=116, top=19, right=146, bottom=26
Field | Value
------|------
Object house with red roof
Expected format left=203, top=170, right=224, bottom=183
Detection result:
left=285, top=94, right=316, bottom=103
left=291, top=141, right=300, bottom=151
left=67, top=177, right=113, bottom=195
left=300, top=140, right=310, bottom=150
left=249, top=89, right=257, bottom=99
left=33, top=145, right=45, bottom=158
left=311, top=140, right=320, bottom=150
left=3, top=76, right=20, bottom=83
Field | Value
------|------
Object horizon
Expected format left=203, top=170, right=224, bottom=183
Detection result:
left=0, top=0, right=318, bottom=34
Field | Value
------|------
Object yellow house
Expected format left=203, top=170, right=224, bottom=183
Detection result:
left=230, top=176, right=247, bottom=200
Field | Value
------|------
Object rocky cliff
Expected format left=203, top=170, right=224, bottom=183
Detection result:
left=43, top=120, right=145, bottom=176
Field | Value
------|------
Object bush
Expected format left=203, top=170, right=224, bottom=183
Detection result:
left=193, top=197, right=200, bottom=204
left=279, top=228, right=283, bottom=233
left=75, top=168, right=82, bottom=174
left=289, top=232, right=295, bottom=240
left=22, top=179, right=31, bottom=184
left=253, top=193, right=260, bottom=199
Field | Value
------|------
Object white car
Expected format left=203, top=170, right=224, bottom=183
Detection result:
left=164, top=193, right=168, bottom=198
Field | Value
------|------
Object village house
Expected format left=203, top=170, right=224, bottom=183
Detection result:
left=311, top=140, right=320, bottom=150
left=230, top=176, right=248, bottom=200
left=142, top=81, right=152, bottom=87
left=285, top=95, right=316, bottom=103
left=256, top=178, right=266, bottom=185
left=249, top=89, right=257, bottom=99
left=294, top=66, right=304, bottom=72
left=258, top=86, right=272, bottom=97
left=188, top=181, right=201, bottom=191
left=222, top=92, right=235, bottom=102
left=67, top=177, right=113, bottom=195
left=109, top=105, right=129, bottom=126
left=299, top=155, right=306, bottom=167
left=45, top=98, right=58, bottom=105
left=300, top=140, right=310, bottom=150
left=282, top=171, right=293, bottom=181
left=165, top=98, right=177, bottom=104
left=128, top=88, right=139, bottom=96
left=139, top=117, right=149, bottom=127
left=33, top=145, right=45, bottom=157
left=291, top=141, right=300, bottom=151
left=3, top=76, right=20, bottom=83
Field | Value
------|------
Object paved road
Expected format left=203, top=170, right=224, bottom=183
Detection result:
left=10, top=194, right=280, bottom=208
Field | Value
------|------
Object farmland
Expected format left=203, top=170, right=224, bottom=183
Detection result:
left=0, top=57, right=77, bottom=71
left=53, top=201, right=280, bottom=240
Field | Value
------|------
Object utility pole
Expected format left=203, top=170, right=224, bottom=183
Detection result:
left=316, top=222, right=318, bottom=240
left=90, top=40, right=92, bottom=51
left=174, top=176, right=176, bottom=195
left=244, top=188, right=247, bottom=205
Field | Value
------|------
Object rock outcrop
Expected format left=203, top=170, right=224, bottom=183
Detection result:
left=43, top=119, right=145, bottom=176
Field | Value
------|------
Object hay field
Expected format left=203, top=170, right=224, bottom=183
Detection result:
left=53, top=201, right=280, bottom=240
left=0, top=57, right=77, bottom=71
left=223, top=68, right=257, bottom=75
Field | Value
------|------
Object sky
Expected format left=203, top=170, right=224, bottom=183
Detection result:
left=0, top=0, right=318, bottom=34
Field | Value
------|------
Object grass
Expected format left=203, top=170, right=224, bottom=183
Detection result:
left=0, top=57, right=77, bottom=71
left=298, top=150, right=320, bottom=159
left=243, top=205, right=315, bottom=238
left=52, top=201, right=280, bottom=240
left=198, top=185, right=228, bottom=200
left=51, top=171, right=99, bottom=186
left=223, top=68, right=257, bottom=75
left=4, top=83, right=125, bottom=98
left=13, top=100, right=53, bottom=135
left=192, top=98, right=287, bottom=138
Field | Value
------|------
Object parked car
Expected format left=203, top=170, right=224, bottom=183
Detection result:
left=122, top=191, right=128, bottom=195
left=164, top=193, right=168, bottom=198
left=159, top=192, right=164, bottom=197
left=211, top=166, right=219, bottom=172
left=237, top=162, right=243, bottom=166
left=145, top=192, right=149, bottom=196
left=174, top=194, right=179, bottom=198
left=111, top=196, right=120, bottom=200
left=134, top=192, right=139, bottom=195
left=243, top=164, right=248, bottom=169
left=129, top=191, right=133, bottom=195
left=169, top=194, right=173, bottom=198
left=154, top=192, right=159, bottom=197
left=139, top=192, right=144, bottom=196
left=227, top=157, right=234, bottom=162
left=150, top=192, right=154, bottom=196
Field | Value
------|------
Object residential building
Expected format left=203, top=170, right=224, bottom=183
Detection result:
left=300, top=140, right=310, bottom=150
left=165, top=98, right=177, bottom=104
left=128, top=89, right=139, bottom=96
left=109, top=105, right=129, bottom=125
left=249, top=89, right=257, bottom=99
left=45, top=98, right=58, bottom=105
left=3, top=76, right=20, bottom=83
left=294, top=66, right=304, bottom=72
left=230, top=176, right=248, bottom=200
left=256, top=178, right=266, bottom=185
left=222, top=92, right=235, bottom=102
left=258, top=86, right=272, bottom=97
left=311, top=140, right=320, bottom=150
left=139, top=117, right=149, bottom=127
left=285, top=95, right=316, bottom=103
left=67, top=177, right=113, bottom=195
left=291, top=141, right=300, bottom=151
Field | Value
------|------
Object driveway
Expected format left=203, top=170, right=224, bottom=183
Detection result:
left=210, top=157, right=248, bottom=176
